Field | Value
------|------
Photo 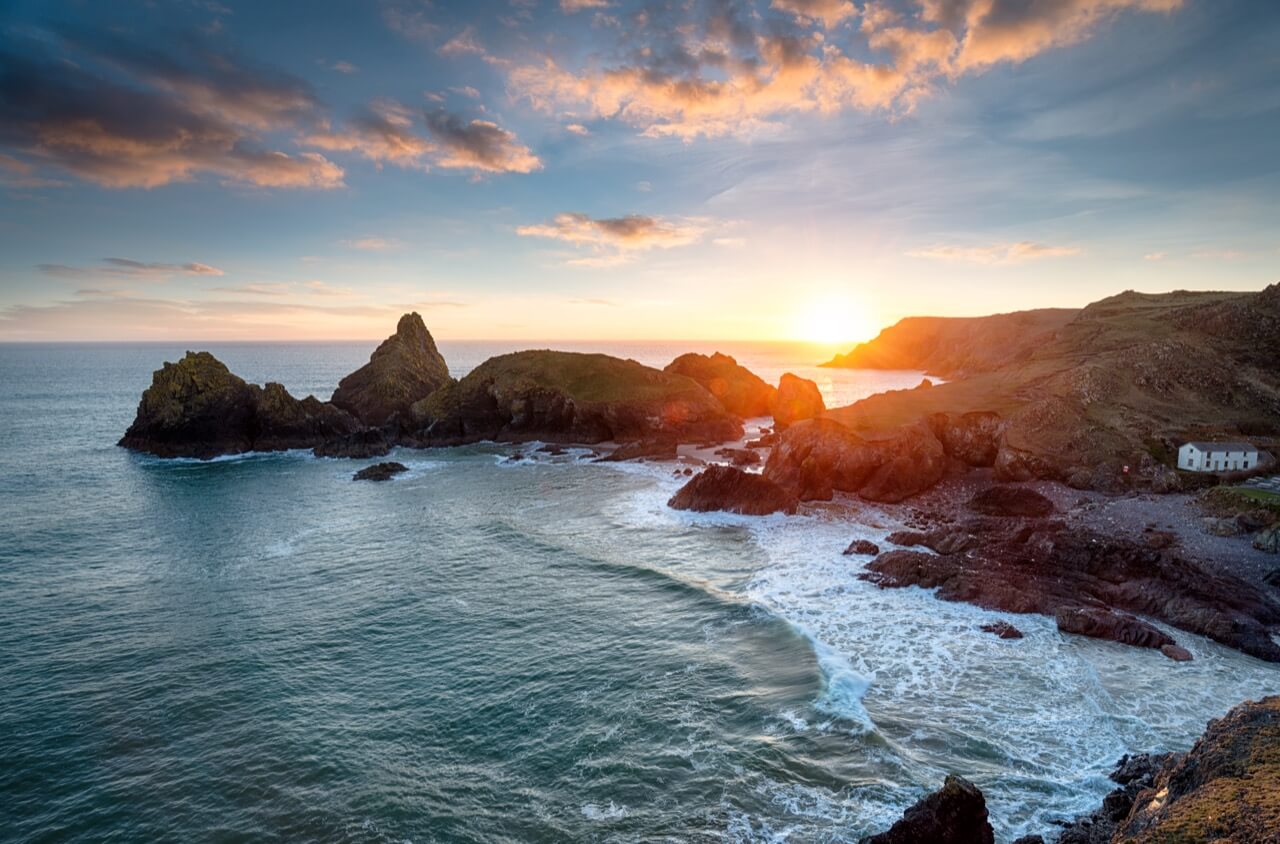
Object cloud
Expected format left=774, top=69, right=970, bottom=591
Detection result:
left=507, top=0, right=1185, bottom=139
left=0, top=152, right=65, bottom=188
left=37, top=257, right=226, bottom=280
left=301, top=99, right=435, bottom=169
left=906, top=241, right=1083, bottom=264
left=341, top=236, right=400, bottom=250
left=423, top=109, right=542, bottom=173
left=0, top=36, right=344, bottom=189
left=382, top=0, right=438, bottom=40
left=332, top=61, right=359, bottom=74
left=561, top=0, right=612, bottom=11
left=565, top=123, right=591, bottom=135
left=517, top=212, right=706, bottom=265
left=1144, top=251, right=1167, bottom=261
left=440, top=26, right=487, bottom=57
left=771, top=0, right=857, bottom=28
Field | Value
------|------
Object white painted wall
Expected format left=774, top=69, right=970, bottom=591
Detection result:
left=1177, top=443, right=1259, bottom=472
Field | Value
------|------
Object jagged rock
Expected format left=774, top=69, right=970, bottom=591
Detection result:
left=928, top=411, right=1003, bottom=467
left=1056, top=753, right=1176, bottom=844
left=1254, top=525, right=1280, bottom=554
left=843, top=539, right=881, bottom=556
left=772, top=373, right=825, bottom=429
left=860, top=775, right=994, bottom=844
left=1113, top=696, right=1280, bottom=843
left=1054, top=607, right=1174, bottom=651
left=714, top=447, right=760, bottom=466
left=330, top=312, right=451, bottom=428
left=408, top=350, right=741, bottom=446
left=980, top=621, right=1023, bottom=639
left=598, top=439, right=678, bottom=462
left=312, top=429, right=391, bottom=458
left=667, top=466, right=798, bottom=516
left=664, top=352, right=777, bottom=417
left=968, top=486, right=1055, bottom=518
left=763, top=418, right=947, bottom=503
left=119, top=352, right=361, bottom=459
left=353, top=462, right=408, bottom=482
left=861, top=518, right=1280, bottom=661
left=886, top=527, right=980, bottom=555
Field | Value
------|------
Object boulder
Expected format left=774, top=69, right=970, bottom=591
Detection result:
left=714, top=447, right=761, bottom=466
left=598, top=439, right=678, bottom=462
left=843, top=539, right=881, bottom=556
left=312, top=429, right=391, bottom=459
left=1160, top=644, right=1194, bottom=662
left=1054, top=607, right=1175, bottom=651
left=353, top=461, right=408, bottom=482
left=1254, top=525, right=1280, bottom=554
left=119, top=352, right=362, bottom=459
left=771, top=373, right=825, bottom=429
left=763, top=418, right=948, bottom=503
left=1113, top=696, right=1280, bottom=843
left=409, top=350, right=741, bottom=446
left=980, top=621, right=1024, bottom=639
left=928, top=411, right=1003, bottom=467
left=664, top=352, right=777, bottom=417
left=330, top=312, right=451, bottom=428
left=968, top=486, right=1055, bottom=518
left=667, top=466, right=798, bottom=516
left=860, top=775, right=994, bottom=844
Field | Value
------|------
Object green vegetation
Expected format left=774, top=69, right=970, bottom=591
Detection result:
left=469, top=351, right=708, bottom=404
left=1203, top=485, right=1280, bottom=516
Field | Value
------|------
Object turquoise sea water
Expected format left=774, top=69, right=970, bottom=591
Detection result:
left=1, top=341, right=1277, bottom=843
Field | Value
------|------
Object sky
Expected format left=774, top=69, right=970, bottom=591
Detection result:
left=0, top=0, right=1278, bottom=342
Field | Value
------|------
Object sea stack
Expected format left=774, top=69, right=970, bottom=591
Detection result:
left=330, top=312, right=452, bottom=428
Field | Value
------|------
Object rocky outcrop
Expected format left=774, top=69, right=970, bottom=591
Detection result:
left=1255, top=525, right=1280, bottom=553
left=330, top=312, right=451, bottom=428
left=843, top=539, right=881, bottom=556
left=1111, top=696, right=1280, bottom=843
left=598, top=439, right=678, bottom=462
left=763, top=418, right=947, bottom=503
left=353, top=462, right=408, bottom=481
left=771, top=373, right=825, bottom=429
left=980, top=621, right=1023, bottom=639
left=860, top=775, right=994, bottom=844
left=667, top=466, right=798, bottom=516
left=862, top=515, right=1280, bottom=661
left=929, top=411, right=1003, bottom=467
left=118, top=352, right=361, bottom=459
left=408, top=350, right=741, bottom=446
left=312, top=429, right=391, bottom=458
left=1055, top=753, right=1176, bottom=844
left=968, top=486, right=1055, bottom=518
left=664, top=352, right=776, bottom=417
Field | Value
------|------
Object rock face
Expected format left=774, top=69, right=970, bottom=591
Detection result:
left=664, top=352, right=776, bottom=417
left=763, top=418, right=947, bottom=503
left=929, top=411, right=1004, bottom=467
left=862, top=516, right=1280, bottom=661
left=597, top=439, right=678, bottom=462
left=119, top=352, right=361, bottom=459
left=353, top=461, right=408, bottom=482
left=330, top=312, right=451, bottom=428
left=667, top=466, right=798, bottom=516
left=968, top=486, right=1055, bottom=518
left=1254, top=525, right=1280, bottom=553
left=771, top=373, right=825, bottom=429
left=1056, top=753, right=1177, bottom=844
left=1111, top=696, right=1280, bottom=843
left=409, top=350, right=741, bottom=446
left=860, top=775, right=994, bottom=844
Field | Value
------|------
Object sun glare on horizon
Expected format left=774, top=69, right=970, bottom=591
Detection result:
left=788, top=296, right=879, bottom=346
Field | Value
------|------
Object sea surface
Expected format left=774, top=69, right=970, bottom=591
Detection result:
left=1, top=340, right=1277, bottom=843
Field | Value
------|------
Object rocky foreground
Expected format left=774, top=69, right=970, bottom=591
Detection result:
left=860, top=696, right=1280, bottom=844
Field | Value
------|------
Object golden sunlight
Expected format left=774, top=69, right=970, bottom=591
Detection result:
left=788, top=296, right=878, bottom=345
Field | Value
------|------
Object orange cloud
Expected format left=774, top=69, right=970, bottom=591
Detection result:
left=906, top=241, right=1083, bottom=264
left=517, top=212, right=706, bottom=265
left=771, top=0, right=858, bottom=28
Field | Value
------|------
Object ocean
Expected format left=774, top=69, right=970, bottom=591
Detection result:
left=1, top=340, right=1276, bottom=843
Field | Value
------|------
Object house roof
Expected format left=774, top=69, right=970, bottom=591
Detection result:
left=1183, top=441, right=1257, bottom=452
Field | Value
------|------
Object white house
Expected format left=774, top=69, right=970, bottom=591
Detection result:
left=1177, top=441, right=1259, bottom=473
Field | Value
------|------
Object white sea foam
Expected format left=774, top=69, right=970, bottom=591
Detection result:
left=580, top=800, right=628, bottom=820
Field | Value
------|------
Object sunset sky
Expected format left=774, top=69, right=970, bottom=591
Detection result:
left=1, top=0, right=1277, bottom=342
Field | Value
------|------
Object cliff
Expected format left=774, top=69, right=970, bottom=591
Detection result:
left=330, top=312, right=451, bottom=428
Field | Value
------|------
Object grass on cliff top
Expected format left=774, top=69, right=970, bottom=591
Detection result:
left=470, top=350, right=708, bottom=404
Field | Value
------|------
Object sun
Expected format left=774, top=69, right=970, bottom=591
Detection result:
left=790, top=296, right=878, bottom=346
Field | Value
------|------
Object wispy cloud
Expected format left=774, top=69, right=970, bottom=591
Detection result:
left=906, top=241, right=1083, bottom=265
left=331, top=60, right=358, bottom=74
left=439, top=26, right=486, bottom=57
left=423, top=109, right=542, bottom=174
left=340, top=236, right=401, bottom=251
left=38, top=257, right=225, bottom=280
left=517, top=212, right=706, bottom=266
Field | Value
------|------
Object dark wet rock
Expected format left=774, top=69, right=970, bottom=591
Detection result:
left=860, top=774, right=994, bottom=844
left=682, top=467, right=694, bottom=476
left=771, top=373, right=825, bottom=430
left=1056, top=753, right=1177, bottom=844
left=861, top=518, right=1280, bottom=661
left=928, top=411, right=1003, bottom=468
left=843, top=539, right=881, bottom=556
left=980, top=621, right=1023, bottom=639
left=1011, top=837, right=1044, bottom=844
left=409, top=350, right=741, bottom=446
left=1111, top=696, right=1280, bottom=843
left=1254, top=525, right=1280, bottom=553
left=598, top=439, right=678, bottom=462
left=715, top=447, right=761, bottom=466
left=886, top=526, right=980, bottom=555
left=763, top=418, right=947, bottom=503
left=311, top=428, right=391, bottom=459
left=1160, top=644, right=1194, bottom=661
left=1054, top=607, right=1174, bottom=651
left=352, top=461, right=408, bottom=482
left=538, top=443, right=567, bottom=456
left=968, top=486, right=1054, bottom=518
left=664, top=352, right=776, bottom=418
left=667, top=466, right=798, bottom=516
left=119, top=351, right=362, bottom=459
left=1143, top=529, right=1178, bottom=550
left=746, top=433, right=778, bottom=449
left=330, top=312, right=451, bottom=428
